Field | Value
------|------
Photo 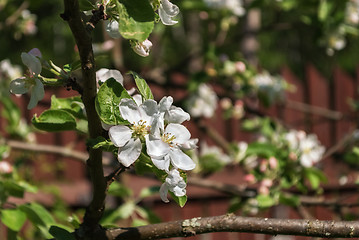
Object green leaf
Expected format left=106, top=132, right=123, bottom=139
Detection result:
left=0, top=208, right=27, bottom=231
left=19, top=203, right=55, bottom=228
left=130, top=71, right=154, bottom=100
left=108, top=182, right=133, bottom=198
left=279, top=194, right=299, bottom=207
left=50, top=95, right=86, bottom=120
left=3, top=180, right=25, bottom=198
left=19, top=203, right=55, bottom=238
left=170, top=193, right=187, bottom=207
left=139, top=186, right=160, bottom=199
left=101, top=201, right=136, bottom=224
left=115, top=1, right=154, bottom=41
left=256, top=194, right=276, bottom=208
left=32, top=109, right=77, bottom=132
left=79, top=0, right=95, bottom=11
left=49, top=225, right=76, bottom=240
left=246, top=142, right=277, bottom=158
left=119, top=0, right=155, bottom=22
left=95, top=78, right=131, bottom=125
left=318, top=0, right=332, bottom=22
left=87, top=136, right=115, bottom=151
left=304, top=168, right=327, bottom=190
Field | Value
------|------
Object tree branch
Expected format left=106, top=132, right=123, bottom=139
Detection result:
left=62, top=0, right=107, bottom=236
left=103, top=214, right=359, bottom=239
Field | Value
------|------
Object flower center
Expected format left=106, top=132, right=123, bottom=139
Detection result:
left=131, top=120, right=150, bottom=138
left=162, top=132, right=176, bottom=146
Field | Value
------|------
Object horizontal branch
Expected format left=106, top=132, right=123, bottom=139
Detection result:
left=5, top=139, right=88, bottom=162
left=104, top=214, right=359, bottom=239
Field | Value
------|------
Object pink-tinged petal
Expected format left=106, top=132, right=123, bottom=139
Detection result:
left=169, top=148, right=196, bottom=170
left=9, top=78, right=28, bottom=94
left=28, top=48, right=42, bottom=58
left=118, top=138, right=142, bottom=167
left=165, top=106, right=190, bottom=123
left=21, top=52, right=41, bottom=75
left=159, top=183, right=169, bottom=203
left=151, top=156, right=170, bottom=171
left=146, top=136, right=170, bottom=158
left=109, top=125, right=132, bottom=147
left=165, top=123, right=190, bottom=144
left=119, top=98, right=141, bottom=123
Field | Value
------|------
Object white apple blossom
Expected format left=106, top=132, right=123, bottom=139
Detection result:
left=146, top=123, right=196, bottom=171
left=96, top=68, right=123, bottom=85
left=0, top=59, right=22, bottom=80
left=204, top=0, right=245, bottom=17
left=200, top=141, right=231, bottom=164
left=152, top=96, right=190, bottom=133
left=132, top=39, right=153, bottom=57
left=105, top=20, right=122, bottom=39
left=285, top=130, right=325, bottom=168
left=9, top=49, right=44, bottom=110
left=159, top=168, right=186, bottom=202
left=346, top=0, right=359, bottom=25
left=109, top=98, right=158, bottom=167
left=187, top=83, right=218, bottom=118
left=159, top=0, right=180, bottom=25
left=0, top=161, right=13, bottom=174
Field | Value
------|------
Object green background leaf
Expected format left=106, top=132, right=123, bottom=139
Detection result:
left=32, top=109, right=77, bottom=132
left=95, top=78, right=131, bottom=125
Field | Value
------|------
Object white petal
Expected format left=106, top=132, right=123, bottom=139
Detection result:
left=159, top=96, right=173, bottom=112
left=161, top=0, right=179, bottom=17
left=132, top=39, right=153, bottom=57
left=180, top=138, right=198, bottom=150
left=169, top=148, right=196, bottom=170
left=27, top=78, right=44, bottom=109
left=151, top=156, right=170, bottom=171
left=146, top=136, right=170, bottom=158
left=118, top=138, right=142, bottom=167
left=165, top=106, right=190, bottom=123
left=159, top=183, right=169, bottom=203
left=172, top=185, right=186, bottom=197
left=105, top=20, right=122, bottom=39
left=132, top=94, right=143, bottom=106
left=141, top=99, right=158, bottom=117
left=109, top=125, right=132, bottom=147
left=165, top=123, right=190, bottom=144
left=159, top=0, right=179, bottom=25
left=119, top=98, right=141, bottom=123
left=101, top=122, right=113, bottom=130
left=34, top=78, right=44, bottom=99
left=9, top=78, right=28, bottom=94
left=96, top=68, right=123, bottom=85
left=21, top=52, right=41, bottom=76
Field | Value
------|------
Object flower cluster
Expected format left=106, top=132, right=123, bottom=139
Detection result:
left=203, top=0, right=245, bottom=17
left=186, top=83, right=218, bottom=118
left=252, top=71, right=287, bottom=105
left=285, top=130, right=325, bottom=168
left=9, top=49, right=45, bottom=110
left=108, top=94, right=197, bottom=202
left=346, top=0, right=359, bottom=25
left=104, top=0, right=180, bottom=57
